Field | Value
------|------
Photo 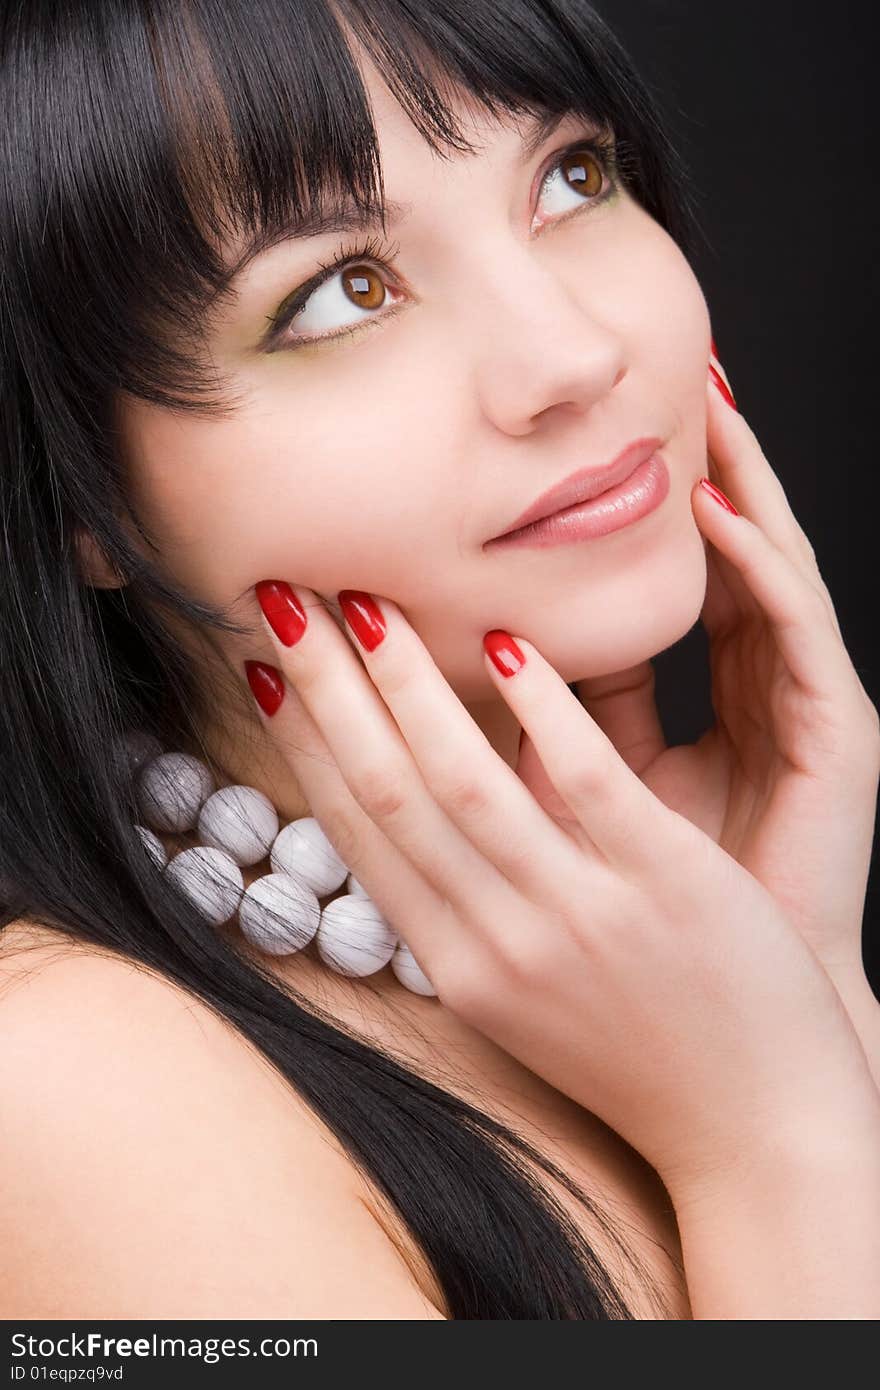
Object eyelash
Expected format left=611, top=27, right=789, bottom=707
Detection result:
left=265, top=133, right=620, bottom=351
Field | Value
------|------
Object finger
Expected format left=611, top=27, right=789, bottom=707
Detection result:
left=515, top=728, right=584, bottom=827
left=327, top=590, right=679, bottom=882
left=245, top=670, right=450, bottom=946
left=698, top=508, right=752, bottom=634
left=253, top=582, right=580, bottom=919
left=573, top=660, right=667, bottom=775
left=480, top=631, right=689, bottom=880
left=691, top=478, right=861, bottom=704
left=698, top=448, right=765, bottom=632
left=696, top=439, right=751, bottom=634
left=705, top=361, right=835, bottom=600
left=704, top=376, right=844, bottom=641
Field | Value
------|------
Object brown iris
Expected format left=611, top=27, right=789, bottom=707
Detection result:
left=560, top=149, right=604, bottom=197
left=341, top=265, right=385, bottom=309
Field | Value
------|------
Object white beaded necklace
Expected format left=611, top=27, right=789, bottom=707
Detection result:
left=121, top=730, right=436, bottom=997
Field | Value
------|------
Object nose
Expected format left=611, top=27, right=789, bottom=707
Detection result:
left=469, top=250, right=626, bottom=437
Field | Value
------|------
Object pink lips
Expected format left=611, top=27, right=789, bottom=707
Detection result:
left=491, top=436, right=664, bottom=540
left=485, top=449, right=670, bottom=549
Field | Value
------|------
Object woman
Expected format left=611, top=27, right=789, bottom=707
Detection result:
left=2, top=0, right=879, bottom=1320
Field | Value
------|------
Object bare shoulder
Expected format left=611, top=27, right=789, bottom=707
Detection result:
left=0, top=919, right=446, bottom=1319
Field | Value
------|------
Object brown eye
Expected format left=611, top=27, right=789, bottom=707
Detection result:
left=560, top=149, right=605, bottom=197
left=342, top=264, right=385, bottom=309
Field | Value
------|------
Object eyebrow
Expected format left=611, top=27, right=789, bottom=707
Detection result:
left=223, top=110, right=576, bottom=283
left=224, top=198, right=413, bottom=282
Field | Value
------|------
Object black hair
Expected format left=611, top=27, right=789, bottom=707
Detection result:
left=1, top=0, right=700, bottom=1318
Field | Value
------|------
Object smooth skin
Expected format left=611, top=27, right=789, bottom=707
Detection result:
left=0, top=945, right=447, bottom=1319
left=107, top=56, right=714, bottom=792
left=8, top=44, right=880, bottom=1317
left=535, top=371, right=880, bottom=1087
left=585, top=373, right=880, bottom=1005
left=235, top=365, right=880, bottom=1317
left=244, top=375, right=880, bottom=1194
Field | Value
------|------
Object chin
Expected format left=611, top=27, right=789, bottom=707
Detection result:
left=432, top=521, right=709, bottom=699
left=536, top=531, right=709, bottom=683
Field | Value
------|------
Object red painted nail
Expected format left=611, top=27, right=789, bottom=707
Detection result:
left=245, top=660, right=285, bottom=716
left=698, top=477, right=739, bottom=515
left=710, top=336, right=719, bottom=360
left=708, top=361, right=738, bottom=411
left=255, top=581, right=308, bottom=646
left=483, top=630, right=526, bottom=677
left=338, top=590, right=387, bottom=651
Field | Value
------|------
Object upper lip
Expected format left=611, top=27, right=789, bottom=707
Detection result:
left=488, top=435, right=663, bottom=541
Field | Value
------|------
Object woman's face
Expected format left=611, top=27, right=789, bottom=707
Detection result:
left=115, top=60, right=712, bottom=741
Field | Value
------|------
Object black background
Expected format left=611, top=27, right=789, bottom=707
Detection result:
left=597, top=2, right=879, bottom=989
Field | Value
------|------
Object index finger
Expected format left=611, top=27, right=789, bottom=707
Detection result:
left=244, top=668, right=449, bottom=952
left=332, top=591, right=684, bottom=886
left=706, top=352, right=827, bottom=581
left=254, top=583, right=581, bottom=910
left=705, top=371, right=842, bottom=637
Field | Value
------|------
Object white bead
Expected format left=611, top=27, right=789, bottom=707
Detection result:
left=198, top=785, right=280, bottom=866
left=270, top=817, right=349, bottom=896
left=238, top=873, right=320, bottom=956
left=391, top=941, right=437, bottom=996
left=134, top=823, right=168, bottom=869
left=137, top=752, right=215, bottom=833
left=120, top=730, right=163, bottom=776
left=316, top=896, right=398, bottom=977
left=164, top=846, right=243, bottom=925
left=346, top=872, right=371, bottom=899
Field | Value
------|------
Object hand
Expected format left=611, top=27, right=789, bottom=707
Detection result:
left=245, top=579, right=871, bottom=1191
left=552, top=356, right=880, bottom=982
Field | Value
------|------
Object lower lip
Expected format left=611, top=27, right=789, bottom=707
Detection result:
left=486, top=452, right=670, bottom=549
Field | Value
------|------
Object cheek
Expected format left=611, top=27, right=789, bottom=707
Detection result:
left=605, top=221, right=712, bottom=477
left=654, top=251, right=711, bottom=399
left=231, top=338, right=472, bottom=597
left=118, top=368, right=455, bottom=604
left=610, top=215, right=711, bottom=386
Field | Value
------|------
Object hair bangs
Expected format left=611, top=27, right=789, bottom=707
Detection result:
left=3, top=0, right=696, bottom=421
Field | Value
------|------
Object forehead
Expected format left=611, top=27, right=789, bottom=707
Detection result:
left=358, top=46, right=556, bottom=167
left=217, top=48, right=578, bottom=282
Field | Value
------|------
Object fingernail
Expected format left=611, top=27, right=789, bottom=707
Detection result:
left=245, top=660, right=285, bottom=716
left=256, top=581, right=308, bottom=647
left=338, top=590, right=387, bottom=651
left=698, top=477, right=739, bottom=515
left=708, top=361, right=738, bottom=412
left=484, top=630, right=526, bottom=677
